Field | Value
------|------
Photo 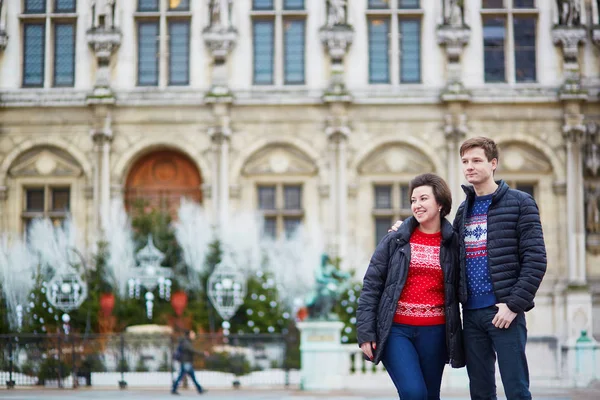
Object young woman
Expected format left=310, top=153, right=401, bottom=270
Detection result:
left=356, top=173, right=464, bottom=400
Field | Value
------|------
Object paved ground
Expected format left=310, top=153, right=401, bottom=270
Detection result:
left=0, top=387, right=600, bottom=400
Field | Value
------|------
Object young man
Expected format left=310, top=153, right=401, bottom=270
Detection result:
left=391, top=137, right=546, bottom=400
left=171, top=330, right=206, bottom=395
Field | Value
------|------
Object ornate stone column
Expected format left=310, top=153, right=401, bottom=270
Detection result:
left=86, top=0, right=121, bottom=100
left=326, top=113, right=350, bottom=261
left=207, top=102, right=232, bottom=228
left=584, top=123, right=600, bottom=254
left=90, top=111, right=113, bottom=235
left=564, top=119, right=587, bottom=285
left=0, top=0, right=8, bottom=51
left=443, top=111, right=467, bottom=213
left=203, top=0, right=237, bottom=98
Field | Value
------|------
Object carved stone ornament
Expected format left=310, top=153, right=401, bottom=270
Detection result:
left=585, top=183, right=600, bottom=253
left=326, top=0, right=348, bottom=28
left=203, top=26, right=238, bottom=62
left=0, top=0, right=7, bottom=51
left=552, top=27, right=586, bottom=63
left=437, top=26, right=471, bottom=63
left=442, top=0, right=466, bottom=28
left=87, top=29, right=121, bottom=63
left=0, top=30, right=7, bottom=51
left=556, top=0, right=582, bottom=27
left=320, top=25, right=354, bottom=62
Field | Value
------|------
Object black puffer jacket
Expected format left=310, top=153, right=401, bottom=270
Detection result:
left=356, top=217, right=465, bottom=368
left=454, top=180, right=547, bottom=314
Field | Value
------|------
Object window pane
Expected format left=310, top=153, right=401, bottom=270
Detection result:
left=482, top=0, right=504, bottom=7
left=284, top=217, right=302, bottom=238
left=400, top=185, right=410, bottom=209
left=375, top=217, right=392, bottom=246
left=253, top=20, right=274, bottom=84
left=253, top=0, right=274, bottom=10
left=514, top=17, right=536, bottom=83
left=374, top=185, right=392, bottom=209
left=284, top=0, right=304, bottom=10
left=54, top=23, right=76, bottom=87
left=138, top=22, right=159, bottom=86
left=52, top=188, right=70, bottom=211
left=369, top=19, right=390, bottom=84
left=483, top=17, right=506, bottom=83
left=138, top=0, right=159, bottom=12
left=284, top=185, right=302, bottom=210
left=169, top=21, right=190, bottom=85
left=400, top=19, right=421, bottom=83
left=26, top=189, right=44, bottom=212
left=23, top=24, right=45, bottom=87
left=258, top=186, right=276, bottom=210
left=513, top=0, right=534, bottom=8
left=55, top=0, right=76, bottom=13
left=284, top=20, right=305, bottom=84
left=516, top=183, right=535, bottom=198
left=25, top=0, right=46, bottom=13
left=263, top=217, right=277, bottom=239
left=168, top=0, right=190, bottom=11
left=399, top=0, right=420, bottom=9
left=368, top=0, right=389, bottom=9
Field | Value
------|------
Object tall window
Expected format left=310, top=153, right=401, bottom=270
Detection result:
left=373, top=183, right=412, bottom=246
left=482, top=0, right=537, bottom=83
left=23, top=186, right=71, bottom=234
left=21, top=0, right=77, bottom=87
left=252, top=0, right=307, bottom=85
left=258, top=184, right=304, bottom=239
left=136, top=0, right=191, bottom=86
left=367, top=0, right=422, bottom=84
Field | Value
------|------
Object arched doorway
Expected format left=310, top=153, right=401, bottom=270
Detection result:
left=125, top=149, right=202, bottom=214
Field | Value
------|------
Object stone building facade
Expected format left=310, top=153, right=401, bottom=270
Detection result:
left=1, top=0, right=600, bottom=344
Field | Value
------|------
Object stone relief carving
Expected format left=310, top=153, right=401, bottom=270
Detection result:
left=209, top=0, right=233, bottom=28
left=359, top=145, right=435, bottom=174
left=242, top=145, right=318, bottom=175
left=442, top=0, right=465, bottom=27
left=9, top=148, right=82, bottom=177
left=556, top=0, right=581, bottom=27
left=496, top=143, right=552, bottom=173
left=92, top=0, right=116, bottom=29
left=327, top=0, right=347, bottom=27
left=586, top=184, right=600, bottom=234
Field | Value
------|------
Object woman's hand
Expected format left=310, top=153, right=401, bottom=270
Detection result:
left=360, top=341, right=377, bottom=360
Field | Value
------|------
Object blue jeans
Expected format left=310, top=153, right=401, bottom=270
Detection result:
left=172, top=362, right=203, bottom=393
left=382, top=324, right=447, bottom=400
left=463, top=306, right=530, bottom=400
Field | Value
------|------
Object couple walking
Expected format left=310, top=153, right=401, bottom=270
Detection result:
left=356, top=137, right=547, bottom=400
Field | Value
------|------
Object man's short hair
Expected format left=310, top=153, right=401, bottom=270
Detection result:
left=408, top=173, right=452, bottom=219
left=460, top=136, right=499, bottom=163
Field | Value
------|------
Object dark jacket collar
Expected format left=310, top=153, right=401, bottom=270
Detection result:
left=461, top=179, right=509, bottom=203
left=392, top=216, right=455, bottom=245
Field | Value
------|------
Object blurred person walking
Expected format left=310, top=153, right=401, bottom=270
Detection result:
left=171, top=330, right=206, bottom=395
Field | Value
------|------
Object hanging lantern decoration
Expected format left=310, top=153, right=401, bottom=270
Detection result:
left=130, top=235, right=173, bottom=319
left=207, top=252, right=246, bottom=322
left=46, top=266, right=88, bottom=313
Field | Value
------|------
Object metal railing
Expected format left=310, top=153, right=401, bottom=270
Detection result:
left=0, top=332, right=296, bottom=389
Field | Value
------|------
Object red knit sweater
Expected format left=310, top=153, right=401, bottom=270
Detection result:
left=393, top=228, right=446, bottom=326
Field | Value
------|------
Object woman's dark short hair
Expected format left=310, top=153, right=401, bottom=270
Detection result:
left=408, top=173, right=452, bottom=219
